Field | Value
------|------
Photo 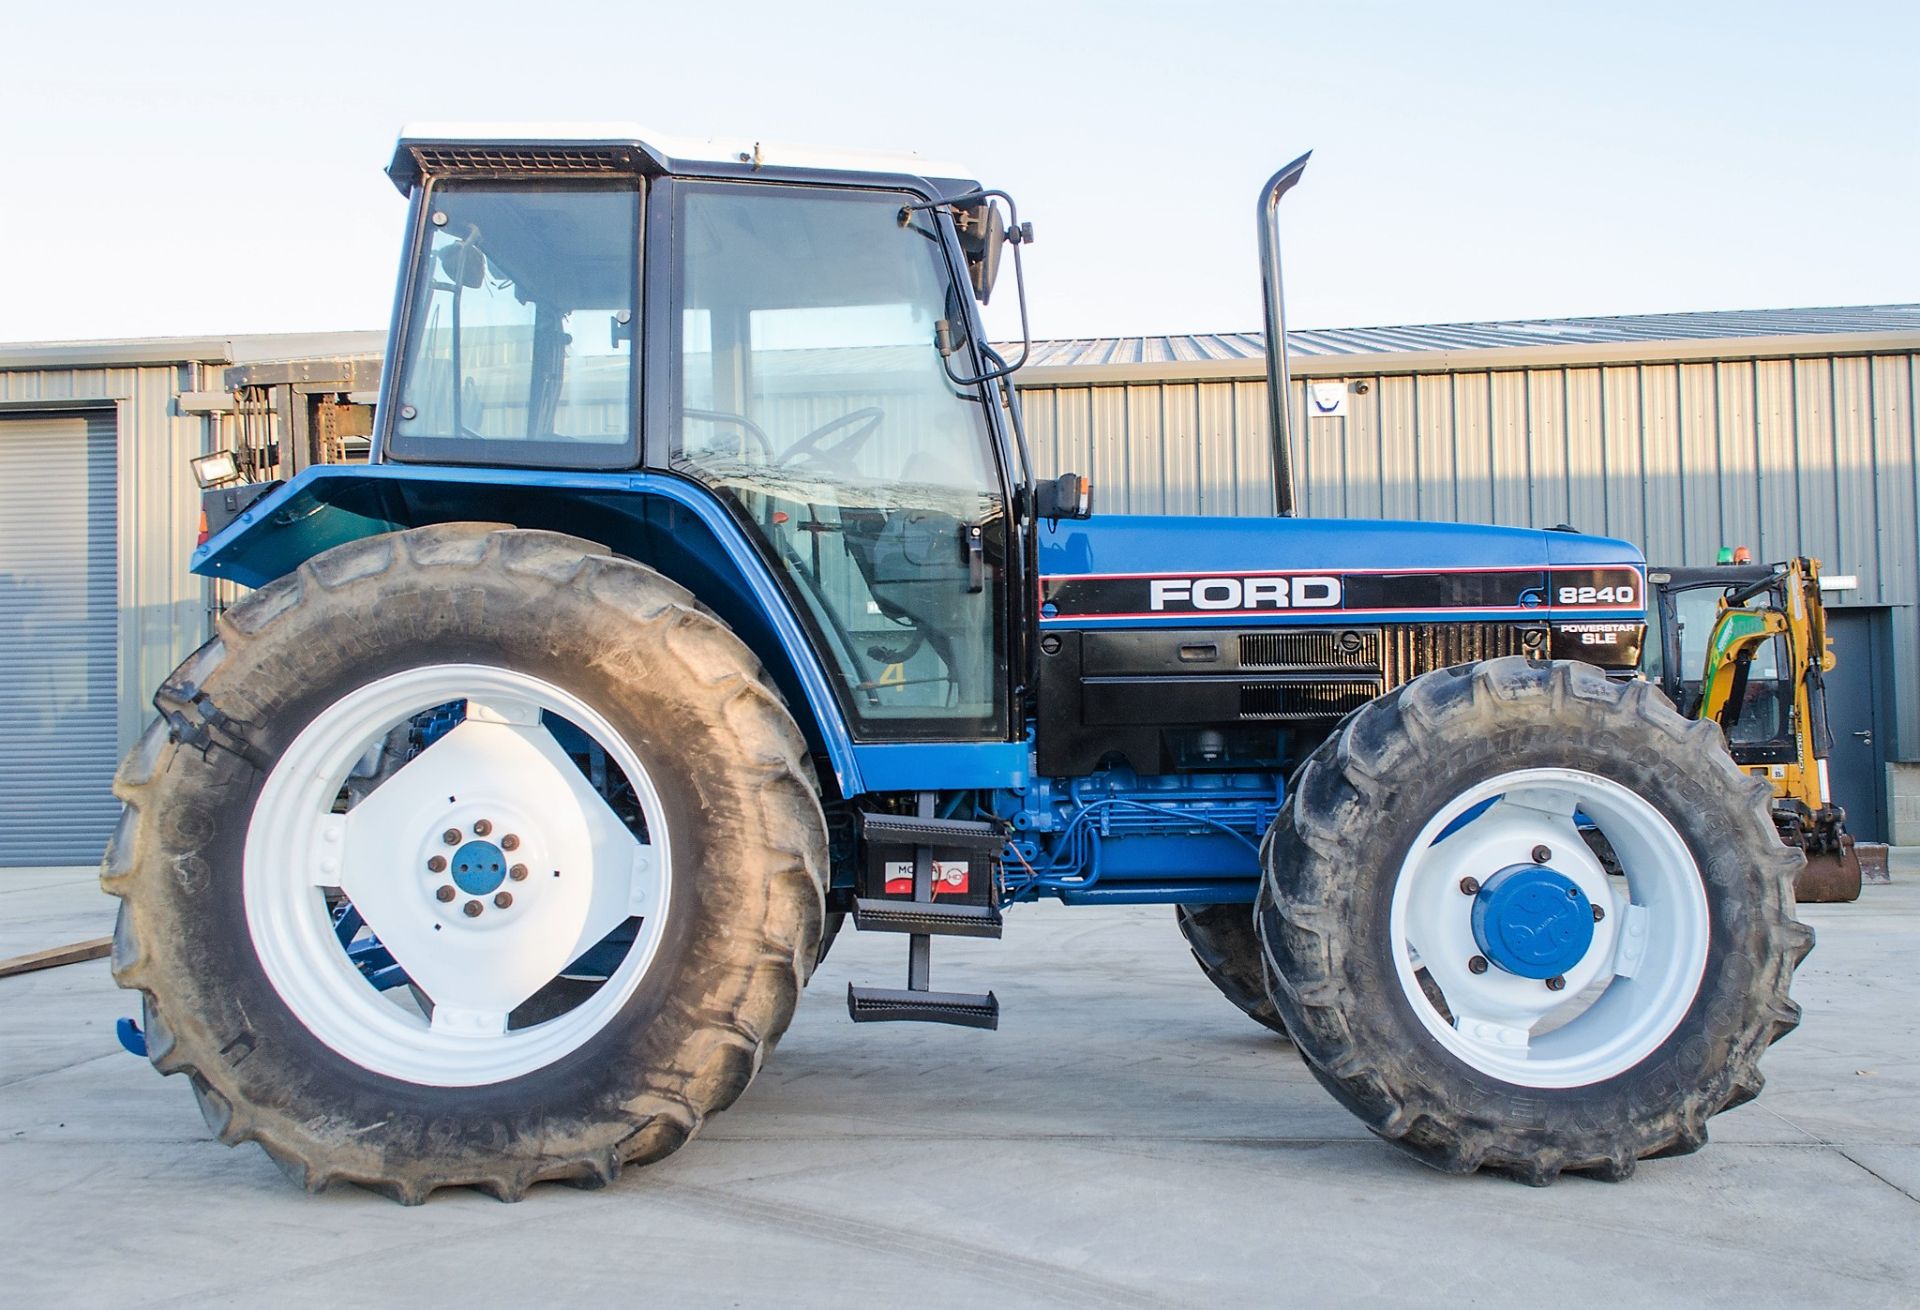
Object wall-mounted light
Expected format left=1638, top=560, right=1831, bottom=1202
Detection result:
left=190, top=449, right=242, bottom=489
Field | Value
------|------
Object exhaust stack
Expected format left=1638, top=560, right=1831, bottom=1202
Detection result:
left=1256, top=152, right=1311, bottom=517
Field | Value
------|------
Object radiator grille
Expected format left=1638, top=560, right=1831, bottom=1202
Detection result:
left=1240, top=679, right=1383, bottom=721
left=1240, top=629, right=1381, bottom=670
left=1233, top=623, right=1547, bottom=723
left=1381, top=624, right=1542, bottom=686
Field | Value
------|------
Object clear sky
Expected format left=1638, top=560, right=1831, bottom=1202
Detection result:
left=0, top=0, right=1913, bottom=344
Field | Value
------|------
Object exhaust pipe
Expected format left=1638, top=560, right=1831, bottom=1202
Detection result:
left=1256, top=152, right=1312, bottom=517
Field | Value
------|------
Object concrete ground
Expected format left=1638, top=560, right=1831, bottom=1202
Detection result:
left=3, top=858, right=1916, bottom=1308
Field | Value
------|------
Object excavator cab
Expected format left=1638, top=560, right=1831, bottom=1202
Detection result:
left=1643, top=557, right=1861, bottom=902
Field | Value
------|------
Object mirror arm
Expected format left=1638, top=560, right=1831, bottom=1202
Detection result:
left=903, top=190, right=1032, bottom=387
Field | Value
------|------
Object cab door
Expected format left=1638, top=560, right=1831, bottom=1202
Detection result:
left=664, top=180, right=1013, bottom=744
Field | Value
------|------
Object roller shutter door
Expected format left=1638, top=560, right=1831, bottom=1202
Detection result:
left=0, top=411, right=120, bottom=865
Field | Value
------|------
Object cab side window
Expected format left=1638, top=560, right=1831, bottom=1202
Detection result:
left=392, top=182, right=639, bottom=467
left=673, top=184, right=1008, bottom=741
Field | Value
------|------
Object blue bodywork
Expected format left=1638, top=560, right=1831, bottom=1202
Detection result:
left=192, top=463, right=1028, bottom=798
left=1037, top=514, right=1642, bottom=625
left=195, top=462, right=1644, bottom=910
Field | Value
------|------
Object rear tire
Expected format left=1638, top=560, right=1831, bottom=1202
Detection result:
left=105, top=524, right=828, bottom=1203
left=1257, top=658, right=1812, bottom=1184
left=1174, top=904, right=1289, bottom=1037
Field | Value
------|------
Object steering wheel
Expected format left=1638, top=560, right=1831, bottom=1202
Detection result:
left=680, top=407, right=775, bottom=464
left=774, top=407, right=885, bottom=471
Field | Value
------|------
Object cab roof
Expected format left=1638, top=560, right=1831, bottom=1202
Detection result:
left=388, top=121, right=977, bottom=194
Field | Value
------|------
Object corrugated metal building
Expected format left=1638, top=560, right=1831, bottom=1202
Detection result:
left=0, top=333, right=380, bottom=863
left=2, top=307, right=1916, bottom=864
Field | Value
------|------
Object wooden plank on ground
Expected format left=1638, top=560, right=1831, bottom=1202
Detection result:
left=0, top=936, right=112, bottom=979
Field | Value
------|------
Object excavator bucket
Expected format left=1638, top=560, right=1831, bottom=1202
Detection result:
left=1795, top=842, right=1863, bottom=904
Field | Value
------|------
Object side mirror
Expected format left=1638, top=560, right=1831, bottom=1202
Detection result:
left=956, top=198, right=1007, bottom=303
left=1034, top=472, right=1093, bottom=521
left=438, top=242, right=487, bottom=289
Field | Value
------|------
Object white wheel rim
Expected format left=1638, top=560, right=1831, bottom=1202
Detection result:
left=1389, top=767, right=1709, bottom=1088
left=244, top=664, right=673, bottom=1087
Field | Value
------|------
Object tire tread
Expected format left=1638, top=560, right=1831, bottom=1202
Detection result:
left=105, top=524, right=827, bottom=1203
left=1257, top=656, right=1811, bottom=1184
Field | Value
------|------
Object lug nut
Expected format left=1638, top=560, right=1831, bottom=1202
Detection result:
left=1545, top=975, right=1567, bottom=991
left=473, top=819, right=492, bottom=837
left=1459, top=877, right=1481, bottom=896
left=1531, top=845, right=1552, bottom=864
left=435, top=885, right=455, bottom=903
left=1468, top=955, right=1490, bottom=975
left=509, top=863, right=528, bottom=881
left=494, top=892, right=513, bottom=909
left=442, top=829, right=461, bottom=846
left=1566, top=886, right=1581, bottom=900
left=463, top=900, right=483, bottom=917
left=1592, top=903, right=1606, bottom=922
left=427, top=855, right=447, bottom=873
left=501, top=833, right=520, bottom=851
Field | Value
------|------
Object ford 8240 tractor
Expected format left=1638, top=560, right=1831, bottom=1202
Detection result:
left=106, top=125, right=1811, bottom=1202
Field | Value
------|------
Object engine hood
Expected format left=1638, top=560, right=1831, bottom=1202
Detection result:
left=1035, top=515, right=1645, bottom=627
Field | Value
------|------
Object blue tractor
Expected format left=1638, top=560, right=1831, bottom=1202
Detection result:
left=106, top=126, right=1811, bottom=1202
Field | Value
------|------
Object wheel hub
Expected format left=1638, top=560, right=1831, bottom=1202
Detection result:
left=450, top=839, right=508, bottom=896
left=1470, top=863, right=1594, bottom=979
left=246, top=664, right=673, bottom=1085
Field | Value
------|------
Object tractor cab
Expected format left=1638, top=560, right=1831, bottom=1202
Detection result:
left=377, top=132, right=1031, bottom=749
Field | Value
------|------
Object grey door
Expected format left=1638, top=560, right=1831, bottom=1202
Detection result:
left=1822, top=608, right=1885, bottom=842
left=0, top=411, right=121, bottom=866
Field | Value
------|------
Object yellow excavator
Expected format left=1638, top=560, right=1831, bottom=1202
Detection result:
left=1642, top=552, right=1862, bottom=902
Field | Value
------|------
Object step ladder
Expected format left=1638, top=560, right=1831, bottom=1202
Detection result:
left=846, top=796, right=1004, bottom=1029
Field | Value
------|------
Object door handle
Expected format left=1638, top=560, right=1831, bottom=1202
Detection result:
left=1853, top=729, right=1873, bottom=744
left=963, top=522, right=984, bottom=593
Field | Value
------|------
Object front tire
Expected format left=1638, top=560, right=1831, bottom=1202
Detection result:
left=1174, top=904, right=1290, bottom=1037
left=105, top=525, right=828, bottom=1203
left=1257, top=658, right=1813, bottom=1184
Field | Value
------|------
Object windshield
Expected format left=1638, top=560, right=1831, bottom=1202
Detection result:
left=389, top=181, right=639, bottom=467
left=1662, top=581, right=1791, bottom=747
left=1670, top=585, right=1783, bottom=684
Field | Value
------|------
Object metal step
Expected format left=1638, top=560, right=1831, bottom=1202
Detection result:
left=851, top=897, right=1003, bottom=938
left=858, top=811, right=1006, bottom=854
left=847, top=984, right=1000, bottom=1030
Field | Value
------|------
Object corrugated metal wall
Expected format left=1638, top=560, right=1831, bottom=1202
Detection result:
left=0, top=363, right=213, bottom=756
left=1016, top=347, right=1920, bottom=758
left=2, top=334, right=1914, bottom=836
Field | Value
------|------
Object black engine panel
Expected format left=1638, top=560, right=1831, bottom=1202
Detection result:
left=1035, top=621, right=1637, bottom=776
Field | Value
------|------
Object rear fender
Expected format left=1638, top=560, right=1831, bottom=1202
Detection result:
left=192, top=464, right=875, bottom=793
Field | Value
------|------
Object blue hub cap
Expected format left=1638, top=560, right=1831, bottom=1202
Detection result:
left=1470, top=864, right=1594, bottom=979
left=450, top=839, right=507, bottom=896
